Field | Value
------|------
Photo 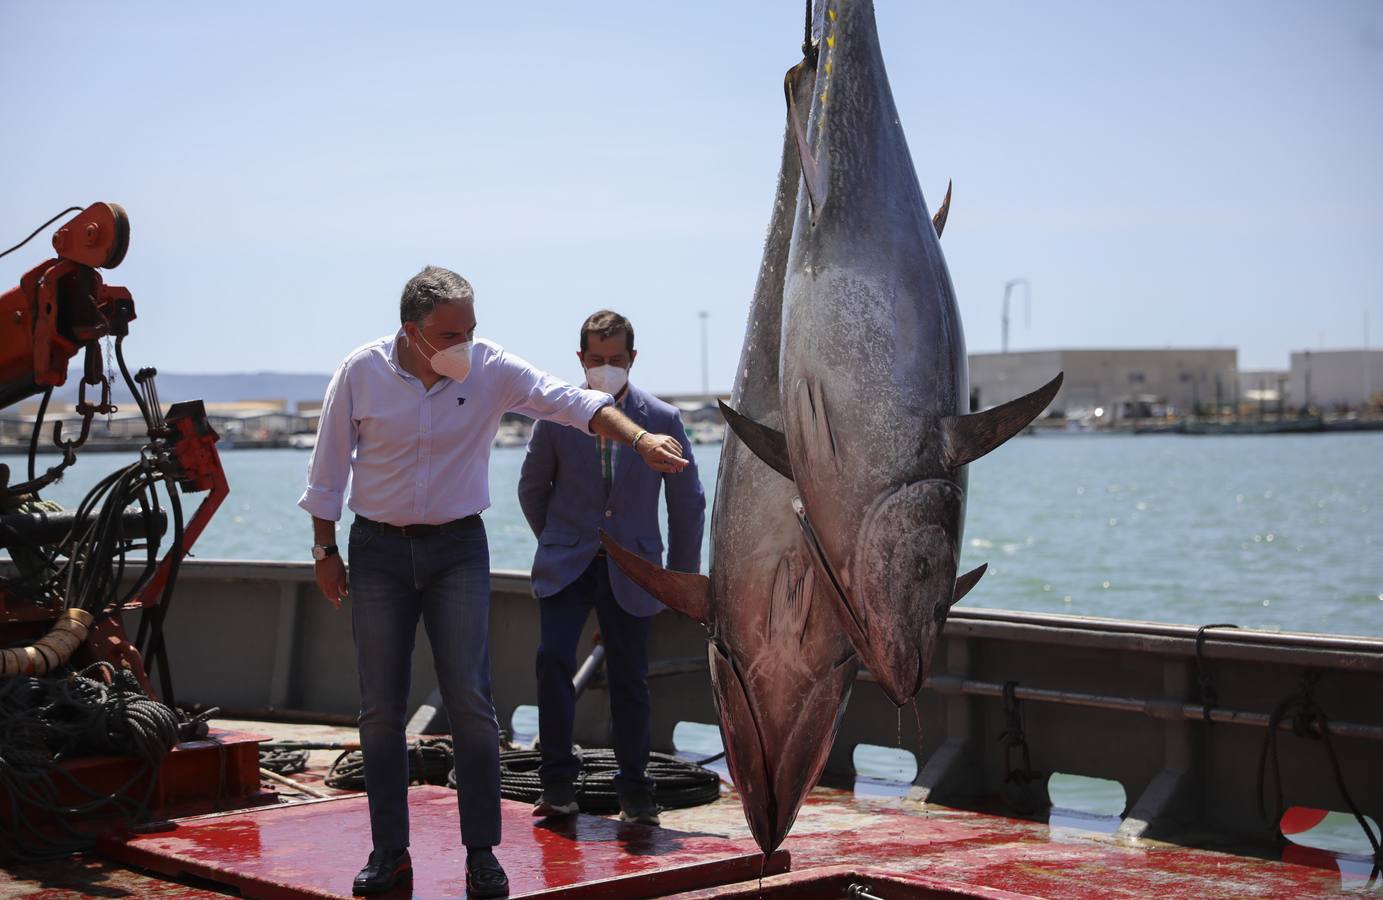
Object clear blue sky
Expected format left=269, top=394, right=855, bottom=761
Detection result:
left=3, top=1, right=1380, bottom=393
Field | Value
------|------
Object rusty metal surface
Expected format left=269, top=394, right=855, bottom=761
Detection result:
left=98, top=787, right=789, bottom=899
left=0, top=854, right=231, bottom=899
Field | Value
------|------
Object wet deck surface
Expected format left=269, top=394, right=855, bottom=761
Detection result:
left=2, top=719, right=1374, bottom=898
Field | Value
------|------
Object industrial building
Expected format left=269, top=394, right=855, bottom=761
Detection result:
left=969, top=348, right=1239, bottom=421
left=1288, top=349, right=1382, bottom=412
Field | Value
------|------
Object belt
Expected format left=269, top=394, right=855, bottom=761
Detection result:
left=355, top=514, right=482, bottom=538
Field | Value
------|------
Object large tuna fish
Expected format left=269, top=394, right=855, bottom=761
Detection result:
left=599, top=48, right=859, bottom=857
left=723, top=0, right=1062, bottom=707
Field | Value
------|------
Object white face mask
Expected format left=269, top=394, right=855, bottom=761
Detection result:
left=417, top=332, right=474, bottom=383
left=586, top=364, right=628, bottom=396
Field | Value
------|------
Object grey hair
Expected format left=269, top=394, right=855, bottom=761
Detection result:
left=399, top=266, right=474, bottom=325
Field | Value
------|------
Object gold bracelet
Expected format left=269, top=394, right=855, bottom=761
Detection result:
left=632, top=430, right=647, bottom=450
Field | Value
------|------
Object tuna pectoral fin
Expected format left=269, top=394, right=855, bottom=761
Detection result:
left=943, top=371, right=1065, bottom=468
left=719, top=401, right=794, bottom=481
left=599, top=530, right=710, bottom=624
left=784, top=59, right=828, bottom=223
left=790, top=498, right=859, bottom=628
left=932, top=180, right=953, bottom=238
left=940, top=563, right=987, bottom=630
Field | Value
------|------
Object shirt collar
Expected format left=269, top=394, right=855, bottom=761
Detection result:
left=386, top=330, right=411, bottom=379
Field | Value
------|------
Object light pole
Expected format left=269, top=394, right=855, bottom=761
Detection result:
left=699, top=310, right=710, bottom=401
left=1002, top=278, right=1030, bottom=354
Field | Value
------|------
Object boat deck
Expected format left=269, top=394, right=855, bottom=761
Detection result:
left=0, top=719, right=1374, bottom=898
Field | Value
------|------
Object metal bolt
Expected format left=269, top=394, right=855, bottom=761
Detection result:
left=83, top=223, right=101, bottom=246
left=12, top=311, right=22, bottom=324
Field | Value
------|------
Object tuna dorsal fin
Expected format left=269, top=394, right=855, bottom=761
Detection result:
left=784, top=58, right=828, bottom=224
left=719, top=401, right=794, bottom=481
left=938, top=563, right=986, bottom=632
left=932, top=180, right=952, bottom=238
left=599, top=531, right=710, bottom=624
left=943, top=372, right=1064, bottom=468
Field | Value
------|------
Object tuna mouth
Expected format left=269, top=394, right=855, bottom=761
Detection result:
left=851, top=479, right=963, bottom=704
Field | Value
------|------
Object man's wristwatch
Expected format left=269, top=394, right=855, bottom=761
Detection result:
left=312, top=544, right=339, bottom=561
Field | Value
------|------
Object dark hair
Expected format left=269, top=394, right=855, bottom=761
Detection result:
left=580, top=310, right=635, bottom=354
left=400, top=265, right=474, bottom=325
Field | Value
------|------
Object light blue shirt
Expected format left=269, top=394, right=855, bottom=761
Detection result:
left=299, top=333, right=612, bottom=526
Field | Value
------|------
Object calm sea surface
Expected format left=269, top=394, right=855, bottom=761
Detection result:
left=31, top=432, right=1383, bottom=637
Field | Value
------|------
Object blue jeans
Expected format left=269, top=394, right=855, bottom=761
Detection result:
left=536, top=556, right=653, bottom=795
left=348, top=517, right=500, bottom=850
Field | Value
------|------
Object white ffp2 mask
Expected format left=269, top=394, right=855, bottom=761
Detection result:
left=586, top=364, right=628, bottom=396
left=418, top=333, right=474, bottom=383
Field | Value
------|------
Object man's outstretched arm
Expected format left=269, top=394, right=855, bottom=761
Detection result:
left=589, top=404, right=689, bottom=474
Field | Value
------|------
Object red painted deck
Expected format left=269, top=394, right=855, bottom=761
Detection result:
left=659, top=789, right=1371, bottom=899
left=88, top=781, right=1370, bottom=899
left=98, top=787, right=790, bottom=899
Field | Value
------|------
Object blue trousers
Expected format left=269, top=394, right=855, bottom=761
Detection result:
left=536, top=556, right=653, bottom=793
left=347, top=517, right=501, bottom=851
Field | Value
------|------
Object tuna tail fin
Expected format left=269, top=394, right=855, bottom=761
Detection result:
left=943, top=372, right=1064, bottom=468
left=940, top=563, right=987, bottom=631
left=932, top=180, right=952, bottom=238
left=784, top=59, right=828, bottom=224
left=599, top=530, right=710, bottom=625
left=719, top=401, right=794, bottom=481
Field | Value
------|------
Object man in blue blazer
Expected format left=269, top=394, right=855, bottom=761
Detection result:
left=518, top=310, right=705, bottom=826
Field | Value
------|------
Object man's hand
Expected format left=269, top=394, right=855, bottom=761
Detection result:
left=636, top=433, right=689, bottom=473
left=315, top=556, right=349, bottom=609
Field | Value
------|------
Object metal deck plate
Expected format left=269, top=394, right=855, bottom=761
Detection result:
left=98, top=786, right=789, bottom=899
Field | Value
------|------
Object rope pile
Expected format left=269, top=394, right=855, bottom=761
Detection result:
left=496, top=749, right=721, bottom=813
left=0, top=662, right=180, bottom=860
left=326, top=737, right=455, bottom=790
left=259, top=746, right=309, bottom=776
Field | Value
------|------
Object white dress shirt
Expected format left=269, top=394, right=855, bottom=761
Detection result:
left=299, top=333, right=612, bottom=526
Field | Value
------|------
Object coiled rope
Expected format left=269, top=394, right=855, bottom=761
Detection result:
left=495, top=749, right=721, bottom=813
left=321, top=742, right=721, bottom=814
left=0, top=662, right=180, bottom=861
left=325, top=737, right=455, bottom=790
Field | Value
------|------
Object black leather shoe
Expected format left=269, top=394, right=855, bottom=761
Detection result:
left=466, top=849, right=510, bottom=898
left=352, top=848, right=411, bottom=895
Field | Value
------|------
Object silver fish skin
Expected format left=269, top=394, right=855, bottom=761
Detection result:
left=602, top=46, right=858, bottom=857
left=773, top=0, right=1056, bottom=706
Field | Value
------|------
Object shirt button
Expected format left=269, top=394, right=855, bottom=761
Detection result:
left=604, top=510, right=613, bottom=518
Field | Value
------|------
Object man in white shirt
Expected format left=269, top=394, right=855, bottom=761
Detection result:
left=299, top=266, right=687, bottom=897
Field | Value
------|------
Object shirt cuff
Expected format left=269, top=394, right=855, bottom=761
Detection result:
left=576, top=389, right=615, bottom=435
left=298, top=486, right=344, bottom=521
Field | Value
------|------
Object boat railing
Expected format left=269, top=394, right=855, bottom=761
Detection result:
left=9, top=558, right=1376, bottom=846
